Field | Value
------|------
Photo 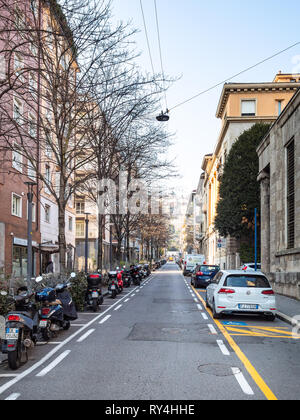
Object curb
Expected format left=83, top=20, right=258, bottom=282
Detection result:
left=276, top=311, right=300, bottom=329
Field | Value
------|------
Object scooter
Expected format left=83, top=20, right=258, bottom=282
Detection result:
left=108, top=271, right=119, bottom=299
left=36, top=273, right=77, bottom=342
left=122, top=267, right=132, bottom=288
left=1, top=287, right=39, bottom=370
left=130, top=266, right=141, bottom=286
left=86, top=273, right=104, bottom=312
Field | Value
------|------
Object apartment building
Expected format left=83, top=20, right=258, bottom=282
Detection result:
left=201, top=73, right=300, bottom=268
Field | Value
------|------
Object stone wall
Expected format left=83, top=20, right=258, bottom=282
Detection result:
left=268, top=272, right=300, bottom=300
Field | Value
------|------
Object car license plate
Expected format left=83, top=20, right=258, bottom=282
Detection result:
left=92, top=292, right=99, bottom=298
left=5, top=328, right=19, bottom=340
left=39, top=320, right=48, bottom=328
left=238, top=304, right=259, bottom=310
left=111, top=285, right=116, bottom=290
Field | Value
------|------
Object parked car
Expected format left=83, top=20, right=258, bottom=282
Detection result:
left=240, top=263, right=262, bottom=272
left=191, top=265, right=220, bottom=288
left=205, top=270, right=276, bottom=321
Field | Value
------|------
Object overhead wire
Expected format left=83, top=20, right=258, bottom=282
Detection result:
left=169, top=41, right=300, bottom=112
left=139, top=0, right=156, bottom=77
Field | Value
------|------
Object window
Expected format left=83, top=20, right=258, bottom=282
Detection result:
left=76, top=201, right=85, bottom=214
left=241, top=100, right=256, bottom=116
left=45, top=165, right=51, bottom=194
left=0, top=54, right=6, bottom=80
left=12, top=194, right=22, bottom=217
left=69, top=217, right=73, bottom=232
left=12, top=144, right=23, bottom=172
left=225, top=275, right=271, bottom=288
left=29, top=115, right=37, bottom=138
left=13, top=99, right=23, bottom=124
left=76, top=221, right=85, bottom=237
left=27, top=159, right=36, bottom=180
left=44, top=204, right=51, bottom=223
left=277, top=100, right=283, bottom=116
left=14, top=53, right=23, bottom=80
left=287, top=139, right=295, bottom=249
left=29, top=73, right=37, bottom=97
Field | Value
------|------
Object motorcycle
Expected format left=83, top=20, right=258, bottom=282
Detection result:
left=116, top=267, right=124, bottom=293
left=86, top=273, right=103, bottom=312
left=1, top=286, right=39, bottom=370
left=108, top=271, right=119, bottom=299
left=143, top=264, right=151, bottom=277
left=130, top=266, right=141, bottom=286
left=36, top=273, right=77, bottom=342
left=122, top=267, right=132, bottom=288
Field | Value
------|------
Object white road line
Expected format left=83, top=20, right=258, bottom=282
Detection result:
left=131, top=294, right=136, bottom=297
left=0, top=285, right=140, bottom=396
left=99, top=315, right=111, bottom=324
left=136, top=290, right=140, bottom=293
left=201, top=312, right=209, bottom=320
left=197, top=304, right=202, bottom=311
left=124, top=299, right=130, bottom=303
left=36, top=350, right=71, bottom=377
left=77, top=329, right=95, bottom=343
left=5, top=393, right=20, bottom=400
left=208, top=324, right=218, bottom=335
left=114, top=305, right=122, bottom=311
left=232, top=367, right=254, bottom=396
left=0, top=375, right=19, bottom=378
left=194, top=298, right=198, bottom=303
left=217, top=340, right=230, bottom=356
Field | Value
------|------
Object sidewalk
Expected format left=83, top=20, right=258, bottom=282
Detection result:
left=276, top=294, right=300, bottom=327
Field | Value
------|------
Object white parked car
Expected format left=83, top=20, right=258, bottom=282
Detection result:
left=206, top=270, right=276, bottom=321
left=240, top=263, right=262, bottom=272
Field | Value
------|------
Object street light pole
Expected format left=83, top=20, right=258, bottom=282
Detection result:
left=84, top=213, right=91, bottom=274
left=25, top=181, right=37, bottom=286
left=109, top=222, right=113, bottom=271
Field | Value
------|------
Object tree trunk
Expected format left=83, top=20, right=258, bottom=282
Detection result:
left=58, top=201, right=66, bottom=275
left=97, top=214, right=103, bottom=271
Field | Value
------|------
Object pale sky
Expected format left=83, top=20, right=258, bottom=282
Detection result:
left=111, top=0, right=300, bottom=192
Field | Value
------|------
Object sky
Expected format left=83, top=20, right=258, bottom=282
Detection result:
left=111, top=0, right=300, bottom=193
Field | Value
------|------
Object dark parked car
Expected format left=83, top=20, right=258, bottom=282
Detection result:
left=191, top=265, right=220, bottom=288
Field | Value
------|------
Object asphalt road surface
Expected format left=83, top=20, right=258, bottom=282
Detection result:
left=0, top=263, right=299, bottom=400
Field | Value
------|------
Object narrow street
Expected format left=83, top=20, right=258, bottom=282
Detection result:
left=0, top=263, right=299, bottom=401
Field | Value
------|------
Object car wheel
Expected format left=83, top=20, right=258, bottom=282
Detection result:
left=264, top=314, right=276, bottom=322
left=212, top=300, right=221, bottom=319
left=205, top=292, right=210, bottom=308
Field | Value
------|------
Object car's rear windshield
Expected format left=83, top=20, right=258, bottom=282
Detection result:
left=198, top=266, right=219, bottom=273
left=225, top=275, right=271, bottom=288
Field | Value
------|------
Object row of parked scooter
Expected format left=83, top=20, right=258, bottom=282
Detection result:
left=1, top=263, right=155, bottom=371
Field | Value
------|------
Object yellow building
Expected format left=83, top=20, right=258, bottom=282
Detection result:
left=202, top=73, right=300, bottom=269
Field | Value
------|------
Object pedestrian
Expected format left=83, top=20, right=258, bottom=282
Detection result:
left=45, top=260, right=54, bottom=274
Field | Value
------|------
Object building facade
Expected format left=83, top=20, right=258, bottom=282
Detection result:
left=201, top=73, right=300, bottom=268
left=258, top=88, right=300, bottom=299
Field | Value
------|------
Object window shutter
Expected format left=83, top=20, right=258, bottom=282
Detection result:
left=287, top=139, right=295, bottom=249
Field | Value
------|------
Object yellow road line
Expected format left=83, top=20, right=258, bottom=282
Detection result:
left=192, top=286, right=278, bottom=401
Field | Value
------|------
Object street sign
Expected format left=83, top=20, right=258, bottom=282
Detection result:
left=217, top=238, right=226, bottom=248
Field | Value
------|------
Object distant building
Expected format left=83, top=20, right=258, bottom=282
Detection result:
left=201, top=73, right=300, bottom=268
left=257, top=88, right=300, bottom=299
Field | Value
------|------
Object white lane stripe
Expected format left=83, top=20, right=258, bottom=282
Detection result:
left=194, top=298, right=198, bottom=303
left=208, top=324, right=218, bottom=335
left=124, top=299, right=130, bottom=303
left=201, top=312, right=208, bottom=320
left=232, top=367, right=254, bottom=396
left=0, top=284, right=141, bottom=396
left=77, top=329, right=95, bottom=343
left=217, top=340, right=230, bottom=356
left=114, top=304, right=122, bottom=311
left=36, top=350, right=71, bottom=377
left=197, top=304, right=202, bottom=310
left=0, top=374, right=19, bottom=378
left=99, top=315, right=111, bottom=324
left=5, top=393, right=20, bottom=400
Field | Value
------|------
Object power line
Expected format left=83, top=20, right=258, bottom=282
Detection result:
left=169, top=41, right=300, bottom=112
left=153, top=0, right=168, bottom=110
left=139, top=0, right=156, bottom=77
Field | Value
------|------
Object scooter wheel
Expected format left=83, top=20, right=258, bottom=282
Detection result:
left=42, top=328, right=51, bottom=342
left=8, top=348, right=21, bottom=370
left=63, top=322, right=71, bottom=331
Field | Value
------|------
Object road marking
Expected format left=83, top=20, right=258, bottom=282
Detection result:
left=131, top=294, right=136, bottom=297
left=217, top=340, right=230, bottom=356
left=232, top=367, right=254, bottom=396
left=0, top=285, right=141, bottom=396
left=99, top=315, right=111, bottom=324
left=77, top=329, right=95, bottom=343
left=0, top=374, right=19, bottom=378
left=191, top=283, right=278, bottom=401
left=194, top=298, right=198, bottom=303
left=197, top=304, right=202, bottom=311
left=114, top=305, right=122, bottom=311
left=5, top=393, right=20, bottom=400
left=201, top=312, right=208, bottom=320
left=36, top=350, right=71, bottom=377
left=124, top=299, right=130, bottom=303
left=208, top=324, right=217, bottom=335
